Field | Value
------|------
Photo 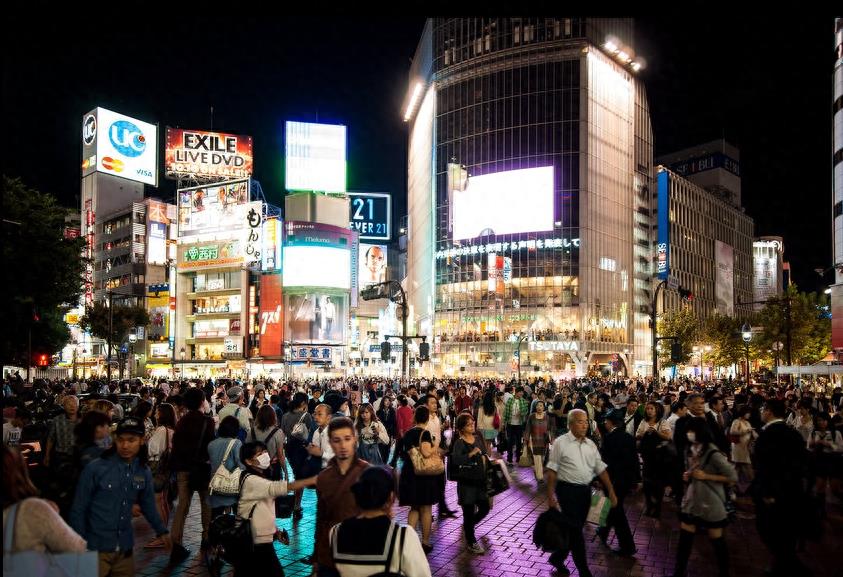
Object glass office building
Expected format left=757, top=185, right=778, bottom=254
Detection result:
left=405, top=18, right=654, bottom=377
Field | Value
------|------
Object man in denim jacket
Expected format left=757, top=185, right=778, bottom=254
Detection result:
left=71, top=417, right=171, bottom=577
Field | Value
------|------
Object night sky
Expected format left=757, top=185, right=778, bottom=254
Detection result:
left=2, top=16, right=834, bottom=292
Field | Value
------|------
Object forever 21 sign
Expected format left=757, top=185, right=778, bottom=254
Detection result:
left=348, top=192, right=391, bottom=241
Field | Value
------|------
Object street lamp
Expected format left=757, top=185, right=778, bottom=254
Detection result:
left=180, top=346, right=186, bottom=381
left=741, top=324, right=752, bottom=383
left=772, top=341, right=784, bottom=385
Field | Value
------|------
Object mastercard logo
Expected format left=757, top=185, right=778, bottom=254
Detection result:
left=102, top=157, right=124, bottom=172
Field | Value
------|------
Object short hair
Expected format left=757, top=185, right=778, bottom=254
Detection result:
left=397, top=395, right=408, bottom=406
left=414, top=405, right=431, bottom=424
left=314, top=403, right=331, bottom=415
left=685, top=417, right=714, bottom=447
left=351, top=465, right=395, bottom=510
left=763, top=398, right=787, bottom=418
left=218, top=415, right=241, bottom=439
left=567, top=408, right=587, bottom=426
left=626, top=397, right=639, bottom=406
left=455, top=412, right=474, bottom=432
left=255, top=404, right=278, bottom=430
left=240, top=441, right=267, bottom=464
left=685, top=393, right=704, bottom=406
left=292, top=392, right=309, bottom=411
left=328, top=416, right=355, bottom=437
left=183, top=387, right=205, bottom=411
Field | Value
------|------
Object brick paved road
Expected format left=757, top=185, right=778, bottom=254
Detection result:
left=133, top=460, right=841, bottom=577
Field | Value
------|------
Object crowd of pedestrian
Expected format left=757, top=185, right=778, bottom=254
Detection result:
left=2, top=370, right=841, bottom=577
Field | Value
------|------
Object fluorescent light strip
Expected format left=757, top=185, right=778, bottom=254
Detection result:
left=403, top=83, right=423, bottom=122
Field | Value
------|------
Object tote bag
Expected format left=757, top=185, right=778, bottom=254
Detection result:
left=3, top=501, right=98, bottom=577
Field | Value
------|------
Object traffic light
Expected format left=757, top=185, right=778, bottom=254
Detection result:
left=380, top=341, right=391, bottom=362
left=37, top=354, right=49, bottom=367
left=419, top=341, right=430, bottom=361
left=361, top=285, right=385, bottom=301
left=678, top=287, right=694, bottom=302
left=670, top=342, right=683, bottom=363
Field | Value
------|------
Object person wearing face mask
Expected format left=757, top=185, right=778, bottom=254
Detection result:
left=669, top=418, right=737, bottom=577
left=236, top=441, right=317, bottom=577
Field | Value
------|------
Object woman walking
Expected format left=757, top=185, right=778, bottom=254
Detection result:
left=355, top=403, right=389, bottom=465
left=475, top=392, right=500, bottom=454
left=207, top=416, right=243, bottom=519
left=146, top=403, right=176, bottom=548
left=249, top=405, right=286, bottom=481
left=636, top=401, right=673, bottom=518
left=449, top=413, right=491, bottom=554
left=728, top=406, right=756, bottom=497
left=398, top=406, right=438, bottom=554
left=670, top=418, right=737, bottom=577
left=523, top=400, right=552, bottom=484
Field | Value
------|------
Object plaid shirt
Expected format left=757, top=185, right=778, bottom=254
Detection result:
left=48, top=413, right=77, bottom=455
left=504, top=396, right=530, bottom=426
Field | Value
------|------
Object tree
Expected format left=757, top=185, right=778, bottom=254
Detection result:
left=657, top=306, right=700, bottom=366
left=754, top=284, right=830, bottom=366
left=1, top=176, right=86, bottom=367
left=701, top=314, right=745, bottom=375
left=79, top=301, right=150, bottom=360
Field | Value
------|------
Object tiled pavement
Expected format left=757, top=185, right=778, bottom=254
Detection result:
left=133, top=459, right=842, bottom=577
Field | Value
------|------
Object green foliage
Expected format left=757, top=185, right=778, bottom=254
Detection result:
left=657, top=306, right=700, bottom=366
left=753, top=284, right=830, bottom=366
left=79, top=301, right=150, bottom=350
left=701, top=314, right=745, bottom=370
left=1, top=176, right=86, bottom=365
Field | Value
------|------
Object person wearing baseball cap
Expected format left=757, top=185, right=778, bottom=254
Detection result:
left=217, top=385, right=252, bottom=437
left=71, top=417, right=172, bottom=576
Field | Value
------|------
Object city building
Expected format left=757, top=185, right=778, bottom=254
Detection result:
left=752, top=237, right=785, bottom=310
left=657, top=139, right=742, bottom=207
left=653, top=167, right=754, bottom=321
left=404, top=18, right=654, bottom=378
left=831, top=18, right=843, bottom=350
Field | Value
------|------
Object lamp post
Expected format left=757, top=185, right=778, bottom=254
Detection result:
left=515, top=332, right=528, bottom=384
left=180, top=346, right=186, bottom=381
left=741, top=324, right=752, bottom=383
left=772, top=341, right=783, bottom=385
left=704, top=345, right=712, bottom=380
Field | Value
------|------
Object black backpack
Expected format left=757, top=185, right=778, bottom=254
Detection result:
left=207, top=473, right=256, bottom=566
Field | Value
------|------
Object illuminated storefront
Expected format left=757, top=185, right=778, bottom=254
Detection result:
left=405, top=19, right=654, bottom=377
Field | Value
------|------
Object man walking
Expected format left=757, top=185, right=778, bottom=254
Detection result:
left=504, top=387, right=529, bottom=465
left=597, top=410, right=640, bottom=557
left=545, top=409, right=617, bottom=577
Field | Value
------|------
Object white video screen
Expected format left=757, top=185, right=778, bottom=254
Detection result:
left=283, top=245, right=350, bottom=289
left=452, top=166, right=555, bottom=240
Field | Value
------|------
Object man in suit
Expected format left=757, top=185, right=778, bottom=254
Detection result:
left=620, top=397, right=643, bottom=437
left=597, top=410, right=641, bottom=556
left=753, top=398, right=812, bottom=577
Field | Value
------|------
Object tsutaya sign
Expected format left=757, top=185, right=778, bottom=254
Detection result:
left=529, top=341, right=579, bottom=352
left=435, top=237, right=580, bottom=260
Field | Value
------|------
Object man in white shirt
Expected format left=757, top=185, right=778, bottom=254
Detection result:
left=307, top=404, right=334, bottom=469
left=545, top=409, right=618, bottom=577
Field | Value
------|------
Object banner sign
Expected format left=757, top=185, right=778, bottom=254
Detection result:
left=165, top=128, right=253, bottom=180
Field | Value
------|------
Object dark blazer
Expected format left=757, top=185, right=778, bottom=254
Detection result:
left=600, top=427, right=641, bottom=493
left=752, top=420, right=808, bottom=505
left=619, top=410, right=643, bottom=436
left=170, top=410, right=215, bottom=472
left=674, top=413, right=729, bottom=457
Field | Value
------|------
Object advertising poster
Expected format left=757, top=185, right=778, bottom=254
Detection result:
left=81, top=108, right=158, bottom=185
left=147, top=293, right=169, bottom=343
left=283, top=221, right=354, bottom=290
left=165, top=128, right=253, bottom=180
left=348, top=192, right=391, bottom=240
left=177, top=179, right=249, bottom=237
left=715, top=240, right=735, bottom=316
left=359, top=244, right=387, bottom=287
left=147, top=222, right=167, bottom=265
left=285, top=121, right=347, bottom=193
left=259, top=275, right=283, bottom=357
left=286, top=293, right=346, bottom=344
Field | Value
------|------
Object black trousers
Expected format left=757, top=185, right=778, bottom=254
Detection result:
left=755, top=499, right=804, bottom=576
left=601, top=489, right=634, bottom=551
left=461, top=500, right=491, bottom=545
left=235, top=542, right=283, bottom=577
left=550, top=482, right=592, bottom=577
left=506, top=424, right=524, bottom=462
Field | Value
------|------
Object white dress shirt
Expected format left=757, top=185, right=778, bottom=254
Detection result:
left=427, top=414, right=442, bottom=447
left=313, top=425, right=334, bottom=468
left=546, top=432, right=607, bottom=485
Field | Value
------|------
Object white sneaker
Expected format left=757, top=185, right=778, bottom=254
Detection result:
left=467, top=542, right=486, bottom=554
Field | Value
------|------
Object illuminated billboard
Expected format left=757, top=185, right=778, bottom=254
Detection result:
left=81, top=107, right=158, bottom=186
left=283, top=246, right=351, bottom=289
left=262, top=218, right=282, bottom=272
left=286, top=293, right=346, bottom=343
left=147, top=293, right=170, bottom=343
left=349, top=192, right=391, bottom=240
left=451, top=166, right=554, bottom=241
left=359, top=243, right=387, bottom=287
left=715, top=241, right=735, bottom=316
left=165, top=128, right=253, bottom=180
left=147, top=222, right=167, bottom=265
left=177, top=179, right=249, bottom=237
left=285, top=121, right=346, bottom=192
left=259, top=274, right=283, bottom=356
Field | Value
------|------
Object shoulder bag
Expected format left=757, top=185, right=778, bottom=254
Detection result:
left=291, top=412, right=309, bottom=442
left=407, top=429, right=444, bottom=476
left=274, top=464, right=296, bottom=519
left=209, top=440, right=241, bottom=496
left=150, top=428, right=172, bottom=492
left=3, top=501, right=98, bottom=577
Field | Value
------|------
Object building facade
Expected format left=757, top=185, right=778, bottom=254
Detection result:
left=405, top=18, right=654, bottom=378
left=831, top=18, right=843, bottom=350
left=752, top=237, right=785, bottom=310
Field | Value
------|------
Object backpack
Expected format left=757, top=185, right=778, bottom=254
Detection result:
left=208, top=473, right=256, bottom=566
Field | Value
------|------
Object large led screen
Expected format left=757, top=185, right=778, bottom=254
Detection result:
left=283, top=245, right=350, bottom=289
left=165, top=128, right=253, bottom=180
left=359, top=243, right=387, bottom=287
left=285, top=121, right=347, bottom=193
left=286, top=293, right=346, bottom=343
left=178, top=179, right=250, bottom=237
left=451, top=166, right=554, bottom=241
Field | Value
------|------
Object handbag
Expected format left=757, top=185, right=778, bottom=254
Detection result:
left=586, top=490, right=612, bottom=526
left=492, top=411, right=501, bottom=430
left=446, top=438, right=486, bottom=483
left=3, top=501, right=98, bottom=577
left=290, top=412, right=309, bottom=442
left=486, top=458, right=511, bottom=497
left=150, top=428, right=171, bottom=492
left=209, top=440, right=241, bottom=496
left=519, top=448, right=533, bottom=467
left=407, top=429, right=444, bottom=476
left=274, top=464, right=296, bottom=519
left=208, top=474, right=257, bottom=566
